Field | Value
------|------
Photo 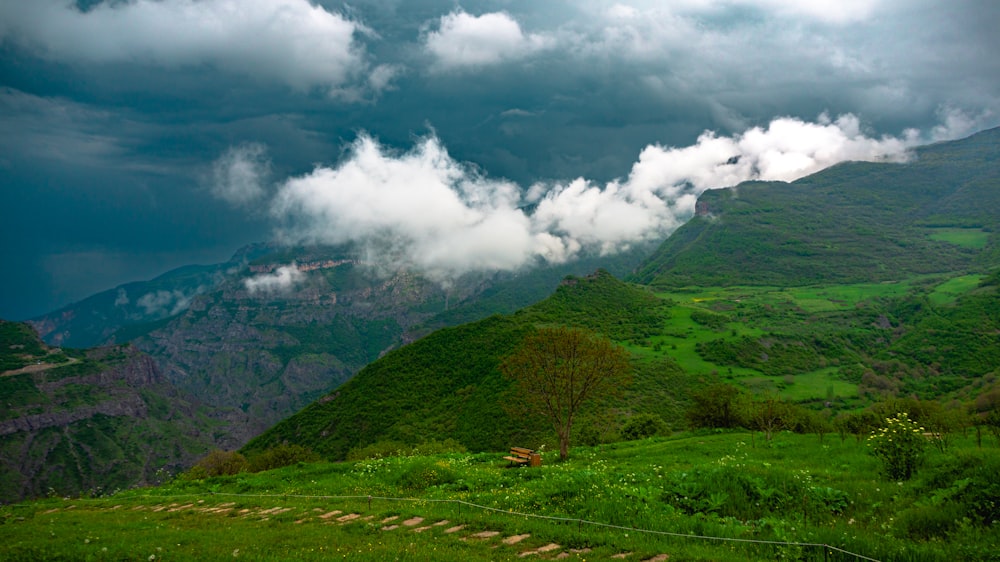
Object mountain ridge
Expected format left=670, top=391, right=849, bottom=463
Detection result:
left=631, top=127, right=1000, bottom=287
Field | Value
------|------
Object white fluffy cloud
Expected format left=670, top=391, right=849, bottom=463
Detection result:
left=137, top=289, right=198, bottom=316
left=244, top=265, right=304, bottom=295
left=423, top=10, right=555, bottom=70
left=271, top=135, right=537, bottom=278
left=930, top=106, right=996, bottom=142
left=0, top=0, right=379, bottom=95
left=210, top=143, right=271, bottom=207
left=268, top=114, right=919, bottom=283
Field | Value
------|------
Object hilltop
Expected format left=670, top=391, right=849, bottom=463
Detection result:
left=632, top=127, right=1000, bottom=287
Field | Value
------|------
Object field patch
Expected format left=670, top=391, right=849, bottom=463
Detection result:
left=926, top=227, right=991, bottom=249
left=928, top=274, right=984, bottom=306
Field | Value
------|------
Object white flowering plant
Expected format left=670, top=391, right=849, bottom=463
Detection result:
left=868, top=412, right=926, bottom=480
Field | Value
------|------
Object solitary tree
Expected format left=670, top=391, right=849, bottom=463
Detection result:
left=686, top=383, right=744, bottom=429
left=500, top=326, right=631, bottom=461
left=747, top=395, right=796, bottom=444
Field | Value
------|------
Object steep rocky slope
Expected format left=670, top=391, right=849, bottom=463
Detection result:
left=0, top=326, right=229, bottom=502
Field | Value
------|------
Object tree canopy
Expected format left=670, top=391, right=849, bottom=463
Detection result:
left=500, top=326, right=631, bottom=460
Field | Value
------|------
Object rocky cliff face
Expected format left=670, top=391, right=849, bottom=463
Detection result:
left=0, top=344, right=230, bottom=503
left=134, top=263, right=459, bottom=442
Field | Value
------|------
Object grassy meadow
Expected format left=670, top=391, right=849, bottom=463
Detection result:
left=3, top=431, right=998, bottom=561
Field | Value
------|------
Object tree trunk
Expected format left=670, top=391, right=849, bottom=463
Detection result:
left=559, top=422, right=571, bottom=461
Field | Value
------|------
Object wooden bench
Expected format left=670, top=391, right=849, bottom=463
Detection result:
left=503, top=446, right=541, bottom=467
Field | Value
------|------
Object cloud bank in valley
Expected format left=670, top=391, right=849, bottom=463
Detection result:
left=136, top=288, right=202, bottom=316
left=264, top=114, right=918, bottom=283
left=244, top=265, right=304, bottom=295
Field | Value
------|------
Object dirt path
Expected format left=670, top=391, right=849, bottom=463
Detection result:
left=1, top=355, right=79, bottom=377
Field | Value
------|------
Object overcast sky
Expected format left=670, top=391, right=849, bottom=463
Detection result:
left=1, top=0, right=997, bottom=319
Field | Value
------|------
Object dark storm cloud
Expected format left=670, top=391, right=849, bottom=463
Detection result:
left=0, top=0, right=997, bottom=318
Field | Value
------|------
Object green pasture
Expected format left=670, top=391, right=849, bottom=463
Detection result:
left=629, top=301, right=764, bottom=375
left=928, top=274, right=984, bottom=306
left=739, top=368, right=859, bottom=402
left=925, top=227, right=991, bottom=249
left=657, top=281, right=915, bottom=315
left=639, top=273, right=999, bottom=405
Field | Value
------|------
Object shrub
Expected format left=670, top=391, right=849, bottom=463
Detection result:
left=921, top=452, right=1000, bottom=527
left=661, top=465, right=802, bottom=520
left=686, top=383, right=745, bottom=429
left=621, top=413, right=667, bottom=440
left=346, top=439, right=467, bottom=461
left=395, top=459, right=457, bottom=490
left=867, top=412, right=926, bottom=480
left=346, top=440, right=410, bottom=461
left=185, top=450, right=248, bottom=479
left=247, top=444, right=320, bottom=472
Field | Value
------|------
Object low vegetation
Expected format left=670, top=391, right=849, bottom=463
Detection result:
left=3, top=429, right=997, bottom=561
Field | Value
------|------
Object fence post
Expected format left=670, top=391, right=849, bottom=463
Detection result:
left=368, top=495, right=372, bottom=510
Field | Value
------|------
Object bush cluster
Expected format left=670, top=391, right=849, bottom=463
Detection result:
left=867, top=412, right=926, bottom=480
left=620, top=413, right=667, bottom=441
left=185, top=444, right=323, bottom=479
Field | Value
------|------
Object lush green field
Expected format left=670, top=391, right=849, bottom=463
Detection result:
left=4, top=431, right=998, bottom=561
left=926, top=227, right=991, bottom=249
left=927, top=274, right=984, bottom=306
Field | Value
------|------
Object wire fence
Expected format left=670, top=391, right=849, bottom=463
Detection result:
left=130, top=490, right=880, bottom=561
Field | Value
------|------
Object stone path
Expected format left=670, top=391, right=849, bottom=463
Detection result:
left=48, top=501, right=670, bottom=560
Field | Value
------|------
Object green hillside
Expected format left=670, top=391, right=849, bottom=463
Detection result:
left=246, top=263, right=1000, bottom=462
left=632, top=127, right=1000, bottom=288
left=243, top=271, right=668, bottom=459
